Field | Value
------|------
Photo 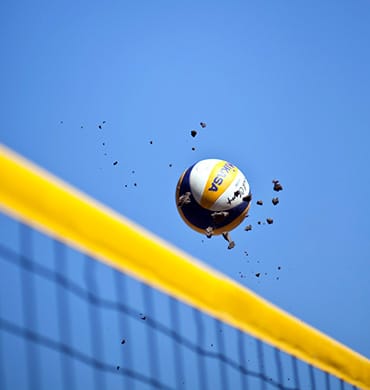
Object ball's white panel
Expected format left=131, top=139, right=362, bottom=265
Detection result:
left=189, top=159, right=221, bottom=205
left=211, top=171, right=250, bottom=211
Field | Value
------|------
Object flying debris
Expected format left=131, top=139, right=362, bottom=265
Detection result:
left=191, top=130, right=197, bottom=137
left=176, top=159, right=252, bottom=249
left=177, top=192, right=191, bottom=207
left=222, top=232, right=235, bottom=250
left=272, top=197, right=279, bottom=205
left=211, top=211, right=229, bottom=224
left=200, top=122, right=207, bottom=128
left=256, top=200, right=263, bottom=206
left=272, top=179, right=283, bottom=192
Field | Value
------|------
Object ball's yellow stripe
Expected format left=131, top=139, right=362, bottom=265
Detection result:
left=200, top=161, right=239, bottom=209
left=1, top=144, right=370, bottom=389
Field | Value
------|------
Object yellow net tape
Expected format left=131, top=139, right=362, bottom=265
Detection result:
left=0, top=144, right=369, bottom=389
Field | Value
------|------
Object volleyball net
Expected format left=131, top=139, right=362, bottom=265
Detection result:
left=0, top=144, right=369, bottom=390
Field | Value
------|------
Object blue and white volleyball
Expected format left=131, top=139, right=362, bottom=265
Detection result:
left=176, top=159, right=251, bottom=235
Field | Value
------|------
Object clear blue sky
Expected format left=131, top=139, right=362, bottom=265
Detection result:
left=1, top=0, right=369, bottom=367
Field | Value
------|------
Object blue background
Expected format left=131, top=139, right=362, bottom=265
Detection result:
left=1, top=0, right=369, bottom=373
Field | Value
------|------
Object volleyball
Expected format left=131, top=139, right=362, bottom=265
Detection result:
left=176, top=159, right=251, bottom=235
